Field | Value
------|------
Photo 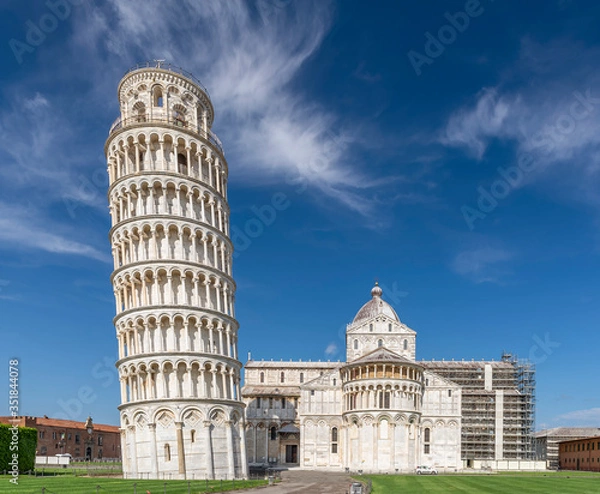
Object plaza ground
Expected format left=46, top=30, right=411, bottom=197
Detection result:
left=1, top=469, right=599, bottom=494
left=366, top=470, right=600, bottom=493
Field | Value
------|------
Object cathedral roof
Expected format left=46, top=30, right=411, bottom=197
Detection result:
left=346, top=347, right=415, bottom=366
left=352, top=283, right=400, bottom=324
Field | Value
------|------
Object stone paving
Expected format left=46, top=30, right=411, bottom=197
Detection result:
left=231, top=469, right=359, bottom=494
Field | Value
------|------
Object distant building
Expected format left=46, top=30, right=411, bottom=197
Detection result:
left=534, top=427, right=600, bottom=469
left=558, top=436, right=600, bottom=472
left=0, top=416, right=120, bottom=460
left=242, top=284, right=538, bottom=472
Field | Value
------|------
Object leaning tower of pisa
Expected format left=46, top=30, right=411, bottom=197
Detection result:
left=105, top=62, right=247, bottom=480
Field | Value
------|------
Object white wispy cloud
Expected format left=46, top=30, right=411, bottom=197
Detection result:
left=0, top=92, right=106, bottom=212
left=552, top=407, right=600, bottom=427
left=0, top=203, right=110, bottom=263
left=439, top=37, right=600, bottom=203
left=451, top=246, right=514, bottom=284
left=325, top=342, right=338, bottom=356
left=441, top=88, right=514, bottom=160
left=66, top=0, right=389, bottom=218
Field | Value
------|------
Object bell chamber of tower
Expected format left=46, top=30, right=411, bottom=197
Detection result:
left=105, top=62, right=247, bottom=480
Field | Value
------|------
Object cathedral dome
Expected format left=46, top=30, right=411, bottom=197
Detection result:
left=353, top=282, right=399, bottom=323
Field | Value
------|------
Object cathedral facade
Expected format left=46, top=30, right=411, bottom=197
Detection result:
left=242, top=283, right=536, bottom=472
left=242, top=284, right=463, bottom=472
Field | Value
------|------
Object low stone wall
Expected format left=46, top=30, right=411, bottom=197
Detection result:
left=35, top=456, right=70, bottom=466
left=466, top=459, right=546, bottom=471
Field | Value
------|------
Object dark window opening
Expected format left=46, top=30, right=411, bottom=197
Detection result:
left=153, top=87, right=163, bottom=107
left=177, top=153, right=188, bottom=174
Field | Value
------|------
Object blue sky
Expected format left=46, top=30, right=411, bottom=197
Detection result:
left=0, top=0, right=599, bottom=430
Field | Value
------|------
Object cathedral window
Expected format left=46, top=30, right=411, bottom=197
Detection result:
left=280, top=372, right=285, bottom=383
left=423, top=427, right=431, bottom=454
left=190, top=430, right=196, bottom=443
left=256, top=397, right=261, bottom=408
left=448, top=390, right=452, bottom=397
left=164, top=443, right=171, bottom=461
left=332, top=378, right=336, bottom=386
left=281, top=398, right=286, bottom=408
left=270, top=427, right=277, bottom=440
left=300, top=372, right=304, bottom=383
left=378, top=339, right=383, bottom=348
left=353, top=339, right=358, bottom=350
left=388, top=323, right=392, bottom=332
left=269, top=398, right=273, bottom=409
left=369, top=324, right=373, bottom=332
left=260, top=372, right=264, bottom=383
left=331, top=427, right=338, bottom=454
left=403, top=339, right=408, bottom=351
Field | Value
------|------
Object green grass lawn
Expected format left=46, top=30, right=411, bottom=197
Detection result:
left=364, top=472, right=600, bottom=493
left=0, top=475, right=267, bottom=494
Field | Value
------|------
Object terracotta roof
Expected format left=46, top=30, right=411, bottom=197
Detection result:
left=0, top=416, right=119, bottom=433
left=558, top=435, right=600, bottom=444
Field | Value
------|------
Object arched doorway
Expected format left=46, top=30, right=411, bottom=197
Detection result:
left=86, top=447, right=92, bottom=461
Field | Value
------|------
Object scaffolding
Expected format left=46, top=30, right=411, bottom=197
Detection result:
left=502, top=352, right=536, bottom=460
left=422, top=354, right=536, bottom=461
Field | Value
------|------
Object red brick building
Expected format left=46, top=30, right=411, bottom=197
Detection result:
left=558, top=436, right=600, bottom=472
left=0, top=416, right=121, bottom=461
